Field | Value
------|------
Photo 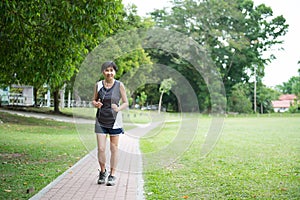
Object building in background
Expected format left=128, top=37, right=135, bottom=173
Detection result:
left=0, top=85, right=34, bottom=106
left=271, top=94, right=297, bottom=112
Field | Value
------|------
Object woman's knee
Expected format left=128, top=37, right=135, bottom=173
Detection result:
left=98, top=146, right=106, bottom=153
left=110, top=143, right=118, bottom=153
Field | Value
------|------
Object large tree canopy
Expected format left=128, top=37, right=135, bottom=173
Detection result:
left=1, top=0, right=124, bottom=112
left=72, top=5, right=154, bottom=105
left=149, top=0, right=288, bottom=112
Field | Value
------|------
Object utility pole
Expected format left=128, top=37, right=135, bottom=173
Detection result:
left=254, top=65, right=257, bottom=113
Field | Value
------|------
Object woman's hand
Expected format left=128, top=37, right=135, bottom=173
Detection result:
left=93, top=100, right=103, bottom=108
left=111, top=104, right=119, bottom=112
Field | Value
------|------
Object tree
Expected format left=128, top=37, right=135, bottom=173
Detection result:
left=73, top=32, right=154, bottom=106
left=71, top=4, right=154, bottom=109
left=255, top=84, right=278, bottom=113
left=138, top=91, right=147, bottom=108
left=228, top=83, right=252, bottom=113
left=158, top=78, right=175, bottom=113
left=1, top=0, right=124, bottom=112
left=149, top=0, right=288, bottom=112
left=277, top=76, right=300, bottom=96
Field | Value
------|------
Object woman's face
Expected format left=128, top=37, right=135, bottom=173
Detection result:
left=102, top=66, right=116, bottom=80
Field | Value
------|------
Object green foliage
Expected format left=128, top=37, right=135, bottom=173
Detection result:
left=159, top=78, right=175, bottom=94
left=1, top=0, right=290, bottom=114
left=138, top=91, right=147, bottom=107
left=255, top=84, right=278, bottom=113
left=228, top=83, right=253, bottom=113
left=288, top=104, right=300, bottom=113
left=229, top=82, right=278, bottom=114
left=277, top=76, right=300, bottom=96
left=73, top=35, right=153, bottom=102
left=158, top=78, right=176, bottom=113
left=149, top=0, right=288, bottom=112
left=0, top=0, right=124, bottom=111
left=72, top=6, right=154, bottom=103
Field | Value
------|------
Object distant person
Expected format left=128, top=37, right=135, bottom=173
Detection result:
left=92, top=61, right=128, bottom=186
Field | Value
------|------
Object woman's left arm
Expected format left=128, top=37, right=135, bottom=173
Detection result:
left=112, top=82, right=128, bottom=112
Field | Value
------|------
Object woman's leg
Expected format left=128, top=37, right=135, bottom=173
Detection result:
left=109, top=135, right=120, bottom=176
left=96, top=134, right=107, bottom=172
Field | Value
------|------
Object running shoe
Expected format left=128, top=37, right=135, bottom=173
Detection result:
left=106, top=175, right=116, bottom=186
left=98, top=169, right=108, bottom=184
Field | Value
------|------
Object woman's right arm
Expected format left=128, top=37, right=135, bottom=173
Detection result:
left=92, top=83, right=102, bottom=108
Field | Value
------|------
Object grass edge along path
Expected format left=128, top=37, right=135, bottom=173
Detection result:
left=0, top=112, right=89, bottom=199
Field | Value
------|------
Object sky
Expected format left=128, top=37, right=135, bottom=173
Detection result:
left=122, top=0, right=300, bottom=87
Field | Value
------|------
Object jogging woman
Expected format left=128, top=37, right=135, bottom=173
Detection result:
left=92, top=61, right=128, bottom=186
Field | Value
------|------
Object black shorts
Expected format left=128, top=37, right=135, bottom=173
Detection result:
left=95, top=120, right=124, bottom=135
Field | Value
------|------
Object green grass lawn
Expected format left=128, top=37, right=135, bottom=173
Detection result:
left=141, top=115, right=300, bottom=199
left=1, top=109, right=299, bottom=199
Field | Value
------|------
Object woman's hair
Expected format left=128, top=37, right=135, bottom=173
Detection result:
left=101, top=61, right=118, bottom=72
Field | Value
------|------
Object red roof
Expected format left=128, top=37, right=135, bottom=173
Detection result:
left=279, top=94, right=297, bottom=101
left=272, top=100, right=292, bottom=108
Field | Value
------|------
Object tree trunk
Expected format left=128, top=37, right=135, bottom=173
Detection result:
left=132, top=93, right=136, bottom=109
left=34, top=87, right=38, bottom=107
left=158, top=92, right=163, bottom=114
left=59, top=84, right=65, bottom=109
left=53, top=90, right=60, bottom=113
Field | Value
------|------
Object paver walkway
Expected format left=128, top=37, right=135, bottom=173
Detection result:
left=0, top=109, right=161, bottom=200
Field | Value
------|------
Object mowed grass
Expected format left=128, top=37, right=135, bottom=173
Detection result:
left=1, top=109, right=299, bottom=199
left=141, top=115, right=300, bottom=199
left=0, top=112, right=88, bottom=199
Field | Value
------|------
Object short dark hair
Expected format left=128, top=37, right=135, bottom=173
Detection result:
left=101, top=61, right=118, bottom=72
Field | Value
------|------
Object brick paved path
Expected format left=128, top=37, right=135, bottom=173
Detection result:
left=29, top=122, right=161, bottom=200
